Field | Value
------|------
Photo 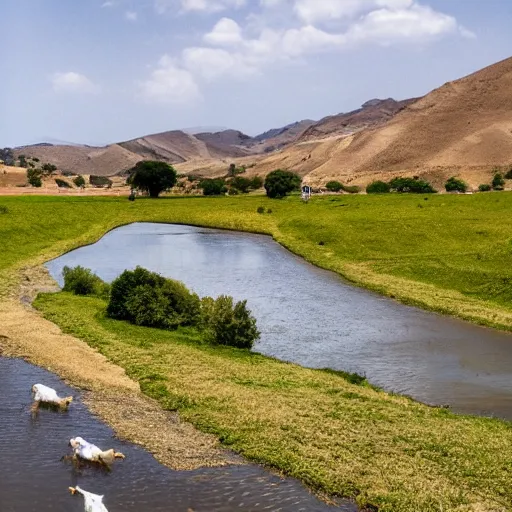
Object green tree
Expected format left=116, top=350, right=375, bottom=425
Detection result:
left=230, top=176, right=252, bottom=193
left=18, top=155, right=28, bottom=168
left=199, top=179, right=227, bottom=196
left=478, top=184, right=491, bottom=192
left=264, top=170, right=301, bottom=198
left=390, top=177, right=436, bottom=193
left=27, top=168, right=42, bottom=187
left=73, top=175, right=86, bottom=188
left=325, top=181, right=344, bottom=192
left=62, top=266, right=109, bottom=297
left=250, top=176, right=263, bottom=189
left=505, top=168, right=512, bottom=180
left=41, top=163, right=57, bottom=176
left=127, top=161, right=177, bottom=198
left=366, top=180, right=390, bottom=194
left=445, top=177, right=468, bottom=193
left=492, top=172, right=505, bottom=190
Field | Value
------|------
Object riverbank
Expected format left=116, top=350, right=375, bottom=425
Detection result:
left=35, top=290, right=512, bottom=512
left=1, top=194, right=512, bottom=511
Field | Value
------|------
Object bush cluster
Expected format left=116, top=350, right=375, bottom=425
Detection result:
left=366, top=180, right=390, bottom=194
left=27, top=168, right=42, bottom=187
left=264, top=170, right=301, bottom=198
left=55, top=178, right=71, bottom=188
left=492, top=172, right=505, bottom=190
left=199, top=179, right=228, bottom=196
left=390, top=177, right=436, bottom=193
left=0, top=205, right=8, bottom=214
left=445, top=177, right=467, bottom=193
left=73, top=175, right=86, bottom=188
left=200, top=295, right=260, bottom=349
left=478, top=184, right=492, bottom=192
left=505, top=168, right=512, bottom=180
left=62, top=266, right=110, bottom=298
left=326, top=181, right=360, bottom=194
left=90, top=175, right=113, bottom=188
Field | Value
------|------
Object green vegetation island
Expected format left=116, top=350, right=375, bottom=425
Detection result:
left=1, top=193, right=512, bottom=512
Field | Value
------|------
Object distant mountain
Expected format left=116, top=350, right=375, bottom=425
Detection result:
left=298, top=98, right=418, bottom=142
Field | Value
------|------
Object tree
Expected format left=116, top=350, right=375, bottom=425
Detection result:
left=250, top=176, right=263, bottom=190
left=228, top=163, right=237, bottom=177
left=326, top=181, right=344, bottom=192
left=41, top=163, right=57, bottom=176
left=73, top=175, right=86, bottom=188
left=478, top=184, right=491, bottom=192
left=230, top=176, right=252, bottom=193
left=505, top=168, right=512, bottom=180
left=264, top=170, right=301, bottom=198
left=492, top=172, right=505, bottom=190
left=27, top=168, right=42, bottom=187
left=127, top=161, right=177, bottom=198
left=366, top=181, right=390, bottom=194
left=18, top=155, right=28, bottom=168
left=445, top=177, right=468, bottom=193
left=199, top=179, right=227, bottom=196
left=389, top=177, right=436, bottom=193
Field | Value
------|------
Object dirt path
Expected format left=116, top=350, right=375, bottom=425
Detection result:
left=0, top=266, right=233, bottom=470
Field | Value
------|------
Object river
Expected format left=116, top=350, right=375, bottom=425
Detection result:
left=46, top=222, right=512, bottom=419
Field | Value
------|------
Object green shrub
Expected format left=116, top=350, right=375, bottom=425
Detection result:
left=0, top=205, right=8, bottom=214
left=55, top=178, right=71, bottom=188
left=228, top=187, right=239, bottom=195
left=41, top=163, right=57, bottom=176
left=62, top=266, right=109, bottom=297
left=478, top=184, right=492, bottom=192
left=27, top=168, right=42, bottom=187
left=73, top=175, right=86, bottom=188
left=445, top=177, right=468, bottom=193
left=107, top=267, right=200, bottom=329
left=264, top=170, right=301, bottom=198
left=492, top=172, right=505, bottom=190
left=342, top=185, right=360, bottom=194
left=366, top=181, right=390, bottom=194
left=201, top=295, right=260, bottom=349
left=89, top=175, right=113, bottom=188
left=505, top=168, right=512, bottom=180
left=390, top=177, right=436, bottom=193
left=257, top=206, right=265, bottom=214
left=326, top=181, right=344, bottom=192
left=250, top=176, right=264, bottom=190
left=230, top=176, right=252, bottom=193
left=199, top=179, right=227, bottom=196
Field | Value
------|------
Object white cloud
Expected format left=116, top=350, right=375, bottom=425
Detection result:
left=155, top=0, right=246, bottom=14
left=204, top=18, right=243, bottom=45
left=143, top=0, right=473, bottom=101
left=139, top=55, right=202, bottom=104
left=51, top=72, right=99, bottom=94
left=125, top=10, right=138, bottom=21
left=101, top=1, right=114, bottom=7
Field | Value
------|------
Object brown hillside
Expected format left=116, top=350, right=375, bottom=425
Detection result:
left=300, top=98, right=418, bottom=141
left=305, top=56, right=512, bottom=186
left=13, top=144, right=142, bottom=177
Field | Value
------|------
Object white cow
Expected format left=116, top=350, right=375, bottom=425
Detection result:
left=31, top=384, right=73, bottom=411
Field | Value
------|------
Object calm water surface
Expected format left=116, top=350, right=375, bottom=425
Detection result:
left=46, top=223, right=512, bottom=419
left=0, top=358, right=351, bottom=512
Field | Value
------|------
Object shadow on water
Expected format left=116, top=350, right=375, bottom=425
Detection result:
left=45, top=222, right=512, bottom=420
left=0, top=358, right=356, bottom=512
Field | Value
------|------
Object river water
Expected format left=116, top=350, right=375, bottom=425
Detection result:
left=0, top=357, right=352, bottom=511
left=46, top=222, right=512, bottom=419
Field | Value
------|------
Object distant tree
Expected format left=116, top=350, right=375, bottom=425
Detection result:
left=31, top=157, right=40, bottom=163
left=230, top=176, right=252, bottom=193
left=478, top=184, right=491, bottom=192
left=325, top=181, right=344, bottom=192
left=27, top=168, right=42, bottom=187
left=250, top=176, right=263, bottom=190
left=127, top=161, right=177, bottom=198
left=505, top=168, right=512, bottom=180
left=390, top=177, right=436, bottom=193
left=199, top=178, right=227, bottom=196
left=41, top=163, right=57, bottom=176
left=228, top=163, right=237, bottom=177
left=73, top=175, right=86, bottom=188
left=18, top=155, right=28, bottom=168
left=0, top=148, right=15, bottom=166
left=89, top=175, right=113, bottom=188
left=492, top=172, right=505, bottom=190
left=366, top=181, right=390, bottom=194
left=445, top=177, right=468, bottom=193
left=55, top=178, right=71, bottom=188
left=264, top=170, right=301, bottom=198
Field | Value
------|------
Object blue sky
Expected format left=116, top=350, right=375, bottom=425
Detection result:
left=2, top=0, right=511, bottom=147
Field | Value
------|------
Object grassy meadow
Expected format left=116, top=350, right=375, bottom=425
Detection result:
left=2, top=193, right=512, bottom=510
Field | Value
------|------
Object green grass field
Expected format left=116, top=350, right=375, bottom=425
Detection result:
left=2, top=194, right=512, bottom=511
left=1, top=194, right=512, bottom=327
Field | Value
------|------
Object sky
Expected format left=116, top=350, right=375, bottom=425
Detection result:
left=1, top=0, right=511, bottom=147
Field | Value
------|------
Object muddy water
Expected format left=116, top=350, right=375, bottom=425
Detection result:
left=46, top=223, right=512, bottom=419
left=0, top=358, right=352, bottom=512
